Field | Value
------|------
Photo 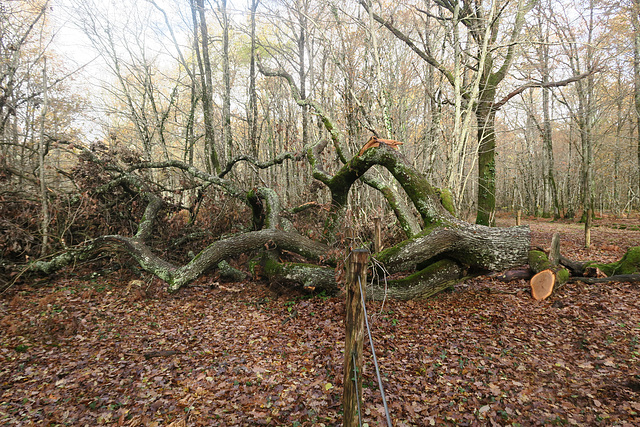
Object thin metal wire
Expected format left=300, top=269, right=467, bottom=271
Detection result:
left=352, top=352, right=363, bottom=427
left=369, top=256, right=390, bottom=313
left=358, top=275, right=392, bottom=427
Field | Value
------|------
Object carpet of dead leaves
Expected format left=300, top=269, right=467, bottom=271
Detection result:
left=1, top=216, right=640, bottom=426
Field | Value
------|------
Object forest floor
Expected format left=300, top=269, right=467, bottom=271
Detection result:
left=1, top=215, right=640, bottom=426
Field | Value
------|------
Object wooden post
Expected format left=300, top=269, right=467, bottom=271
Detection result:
left=549, top=233, right=560, bottom=266
left=516, top=209, right=522, bottom=226
left=585, top=208, right=592, bottom=249
left=343, top=249, right=368, bottom=427
left=373, top=217, right=382, bottom=253
left=345, top=227, right=354, bottom=252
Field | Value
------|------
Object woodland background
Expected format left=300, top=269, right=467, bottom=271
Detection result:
left=1, top=0, right=639, bottom=261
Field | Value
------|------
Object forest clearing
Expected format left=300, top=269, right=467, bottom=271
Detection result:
left=1, top=216, right=639, bottom=426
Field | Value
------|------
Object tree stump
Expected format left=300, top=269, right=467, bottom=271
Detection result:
left=528, top=249, right=570, bottom=301
left=531, top=270, right=555, bottom=300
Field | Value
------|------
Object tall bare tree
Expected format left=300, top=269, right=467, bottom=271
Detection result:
left=633, top=0, right=640, bottom=199
left=191, top=0, right=221, bottom=173
left=361, top=0, right=536, bottom=225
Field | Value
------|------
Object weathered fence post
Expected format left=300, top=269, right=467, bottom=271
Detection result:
left=343, top=249, right=368, bottom=427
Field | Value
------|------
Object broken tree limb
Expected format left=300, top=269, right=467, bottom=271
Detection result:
left=559, top=255, right=589, bottom=275
left=489, top=268, right=533, bottom=282
left=570, top=274, right=640, bottom=284
left=549, top=233, right=560, bottom=266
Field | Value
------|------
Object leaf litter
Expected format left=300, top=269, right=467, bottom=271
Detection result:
left=1, top=218, right=639, bottom=425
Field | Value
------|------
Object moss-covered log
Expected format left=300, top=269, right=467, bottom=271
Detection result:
left=262, top=256, right=337, bottom=292
left=585, top=246, right=640, bottom=276
left=528, top=250, right=570, bottom=283
left=376, top=223, right=530, bottom=273
left=369, top=259, right=463, bottom=300
left=261, top=255, right=466, bottom=300
left=30, top=229, right=333, bottom=292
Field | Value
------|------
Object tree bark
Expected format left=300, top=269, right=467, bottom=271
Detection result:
left=220, top=0, right=233, bottom=163
left=191, top=0, right=220, bottom=174
left=38, top=57, right=49, bottom=256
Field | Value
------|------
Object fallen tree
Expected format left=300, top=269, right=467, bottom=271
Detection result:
left=23, top=134, right=534, bottom=298
left=18, top=138, right=640, bottom=300
left=17, top=64, right=639, bottom=299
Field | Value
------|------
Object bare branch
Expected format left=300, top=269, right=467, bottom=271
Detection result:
left=493, top=68, right=600, bottom=111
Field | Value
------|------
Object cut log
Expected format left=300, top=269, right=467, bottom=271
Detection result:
left=531, top=269, right=555, bottom=300
left=528, top=250, right=570, bottom=300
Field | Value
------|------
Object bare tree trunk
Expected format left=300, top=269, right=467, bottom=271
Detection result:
left=580, top=2, right=596, bottom=222
left=297, top=1, right=309, bottom=148
left=39, top=57, right=50, bottom=256
left=537, top=10, right=561, bottom=219
left=191, top=0, right=220, bottom=174
left=220, top=0, right=233, bottom=163
left=248, top=0, right=260, bottom=157
left=366, top=0, right=392, bottom=136
left=541, top=84, right=560, bottom=219
left=633, top=0, right=640, bottom=202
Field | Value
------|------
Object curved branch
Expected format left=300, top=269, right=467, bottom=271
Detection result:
left=493, top=68, right=599, bottom=111
left=219, top=149, right=306, bottom=178
left=29, top=229, right=332, bottom=292
left=127, top=159, right=244, bottom=198
left=256, top=59, right=348, bottom=164
left=135, top=193, right=164, bottom=240
left=370, top=259, right=464, bottom=300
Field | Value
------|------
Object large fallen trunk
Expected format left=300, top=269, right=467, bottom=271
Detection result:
left=342, top=145, right=530, bottom=279
left=26, top=139, right=531, bottom=298
left=375, top=224, right=530, bottom=273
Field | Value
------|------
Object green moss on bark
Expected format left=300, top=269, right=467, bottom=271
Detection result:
left=371, top=259, right=463, bottom=300
left=588, top=246, right=640, bottom=276
left=528, top=250, right=549, bottom=272
left=436, top=188, right=456, bottom=216
left=374, top=223, right=441, bottom=265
